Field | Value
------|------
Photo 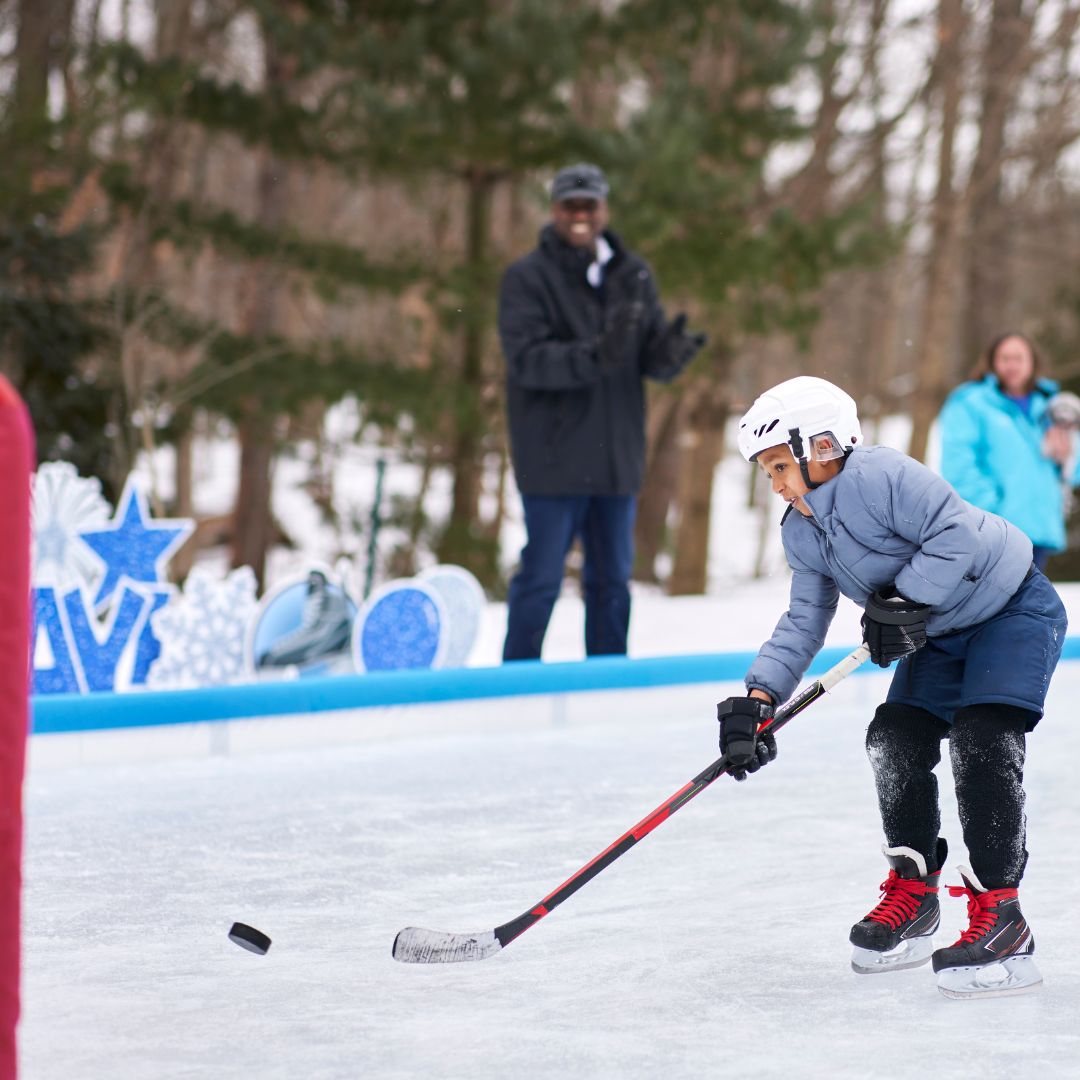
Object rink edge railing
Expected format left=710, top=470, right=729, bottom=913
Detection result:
left=31, top=637, right=1080, bottom=735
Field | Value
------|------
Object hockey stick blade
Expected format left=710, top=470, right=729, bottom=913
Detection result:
left=392, top=927, right=501, bottom=964
left=392, top=644, right=870, bottom=964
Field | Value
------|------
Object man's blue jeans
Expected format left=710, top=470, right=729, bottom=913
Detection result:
left=503, top=494, right=636, bottom=661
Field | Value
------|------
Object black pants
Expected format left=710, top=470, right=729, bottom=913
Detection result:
left=865, top=702, right=1031, bottom=889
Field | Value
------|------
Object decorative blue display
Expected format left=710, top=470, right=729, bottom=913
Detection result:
left=31, top=471, right=195, bottom=695
left=353, top=581, right=446, bottom=672
left=148, top=567, right=257, bottom=689
left=417, top=565, right=484, bottom=668
left=32, top=580, right=163, bottom=694
left=247, top=569, right=356, bottom=678
left=130, top=587, right=175, bottom=686
left=31, top=461, right=110, bottom=593
left=32, top=587, right=84, bottom=695
left=78, top=478, right=193, bottom=610
left=63, top=583, right=148, bottom=692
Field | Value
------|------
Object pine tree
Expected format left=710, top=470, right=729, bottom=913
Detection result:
left=80, top=2, right=445, bottom=584
left=319, top=0, right=614, bottom=583
left=0, top=0, right=115, bottom=488
left=608, top=0, right=893, bottom=593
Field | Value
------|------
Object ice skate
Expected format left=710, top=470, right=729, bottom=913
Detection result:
left=850, top=838, right=946, bottom=974
left=257, top=570, right=352, bottom=669
left=932, top=867, right=1041, bottom=999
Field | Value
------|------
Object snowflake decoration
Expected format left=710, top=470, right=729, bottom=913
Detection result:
left=146, top=566, right=258, bottom=689
left=31, top=462, right=110, bottom=592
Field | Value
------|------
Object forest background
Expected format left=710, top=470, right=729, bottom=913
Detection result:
left=6, top=0, right=1080, bottom=598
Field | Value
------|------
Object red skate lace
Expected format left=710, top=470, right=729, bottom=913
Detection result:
left=864, top=871, right=935, bottom=928
left=945, top=884, right=1019, bottom=946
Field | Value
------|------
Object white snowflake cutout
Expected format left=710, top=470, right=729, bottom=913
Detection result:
left=31, top=462, right=110, bottom=592
left=146, top=566, right=258, bottom=689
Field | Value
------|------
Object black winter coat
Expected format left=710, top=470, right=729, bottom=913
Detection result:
left=498, top=225, right=698, bottom=496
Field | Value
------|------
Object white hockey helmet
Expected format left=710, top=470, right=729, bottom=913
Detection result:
left=737, top=376, right=863, bottom=464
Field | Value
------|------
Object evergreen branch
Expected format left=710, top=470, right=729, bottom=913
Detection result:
left=90, top=41, right=336, bottom=162
left=97, top=166, right=428, bottom=293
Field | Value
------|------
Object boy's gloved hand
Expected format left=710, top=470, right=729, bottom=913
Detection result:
left=717, top=696, right=777, bottom=781
left=862, top=587, right=930, bottom=668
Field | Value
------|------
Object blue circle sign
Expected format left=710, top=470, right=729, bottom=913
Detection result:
left=353, top=581, right=446, bottom=672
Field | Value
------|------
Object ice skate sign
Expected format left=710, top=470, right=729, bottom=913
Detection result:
left=246, top=567, right=357, bottom=678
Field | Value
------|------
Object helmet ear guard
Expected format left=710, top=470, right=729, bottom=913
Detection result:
left=809, top=432, right=845, bottom=462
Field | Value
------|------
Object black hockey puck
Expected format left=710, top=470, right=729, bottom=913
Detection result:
left=228, top=922, right=271, bottom=955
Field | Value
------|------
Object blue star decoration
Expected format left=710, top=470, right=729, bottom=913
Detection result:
left=78, top=477, right=194, bottom=611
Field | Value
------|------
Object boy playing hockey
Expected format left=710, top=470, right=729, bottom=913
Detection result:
left=718, top=376, right=1067, bottom=998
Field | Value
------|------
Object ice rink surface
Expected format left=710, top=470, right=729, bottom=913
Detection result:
left=22, top=665, right=1080, bottom=1079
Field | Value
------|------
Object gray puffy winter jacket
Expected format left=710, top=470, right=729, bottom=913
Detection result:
left=745, top=445, right=1033, bottom=704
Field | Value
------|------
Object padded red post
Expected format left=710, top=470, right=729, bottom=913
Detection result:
left=0, top=377, right=32, bottom=1079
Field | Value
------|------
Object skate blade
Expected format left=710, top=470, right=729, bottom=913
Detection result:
left=851, top=935, right=935, bottom=974
left=937, top=954, right=1042, bottom=999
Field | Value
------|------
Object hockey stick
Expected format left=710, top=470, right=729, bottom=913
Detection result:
left=392, top=643, right=871, bottom=964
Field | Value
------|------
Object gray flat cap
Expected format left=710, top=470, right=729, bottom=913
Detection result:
left=550, top=163, right=609, bottom=203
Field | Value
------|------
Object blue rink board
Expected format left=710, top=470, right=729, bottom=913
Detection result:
left=31, top=637, right=1080, bottom=735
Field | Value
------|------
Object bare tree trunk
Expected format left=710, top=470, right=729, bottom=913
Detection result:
left=961, top=0, right=1033, bottom=372
left=232, top=415, right=277, bottom=584
left=229, top=31, right=293, bottom=587
left=169, top=428, right=197, bottom=579
left=778, top=0, right=846, bottom=219
left=668, top=372, right=731, bottom=596
left=751, top=468, right=773, bottom=580
left=436, top=168, right=498, bottom=584
left=908, top=0, right=966, bottom=465
left=103, top=0, right=195, bottom=492
left=633, top=391, right=683, bottom=583
left=849, top=0, right=896, bottom=413
left=13, top=0, right=58, bottom=133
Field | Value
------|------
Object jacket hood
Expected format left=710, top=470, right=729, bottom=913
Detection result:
left=976, top=373, right=1059, bottom=399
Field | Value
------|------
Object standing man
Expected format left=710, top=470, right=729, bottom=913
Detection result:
left=499, top=163, right=705, bottom=661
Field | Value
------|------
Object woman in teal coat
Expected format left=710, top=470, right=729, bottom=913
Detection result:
left=938, top=332, right=1080, bottom=569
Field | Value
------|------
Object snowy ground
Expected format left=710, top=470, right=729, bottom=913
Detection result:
left=22, top=653, right=1080, bottom=1078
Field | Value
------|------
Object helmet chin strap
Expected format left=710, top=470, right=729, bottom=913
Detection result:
left=788, top=428, right=823, bottom=491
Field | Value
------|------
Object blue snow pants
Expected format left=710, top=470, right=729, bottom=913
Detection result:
left=886, top=565, right=1067, bottom=729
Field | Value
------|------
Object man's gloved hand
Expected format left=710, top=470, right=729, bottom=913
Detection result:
left=597, top=312, right=641, bottom=369
left=665, top=313, right=707, bottom=352
left=647, top=313, right=707, bottom=379
left=861, top=587, right=930, bottom=668
left=717, top=695, right=777, bottom=782
left=597, top=277, right=649, bottom=369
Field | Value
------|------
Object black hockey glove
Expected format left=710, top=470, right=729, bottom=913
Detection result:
left=861, top=587, right=930, bottom=668
left=717, top=696, right=777, bottom=782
